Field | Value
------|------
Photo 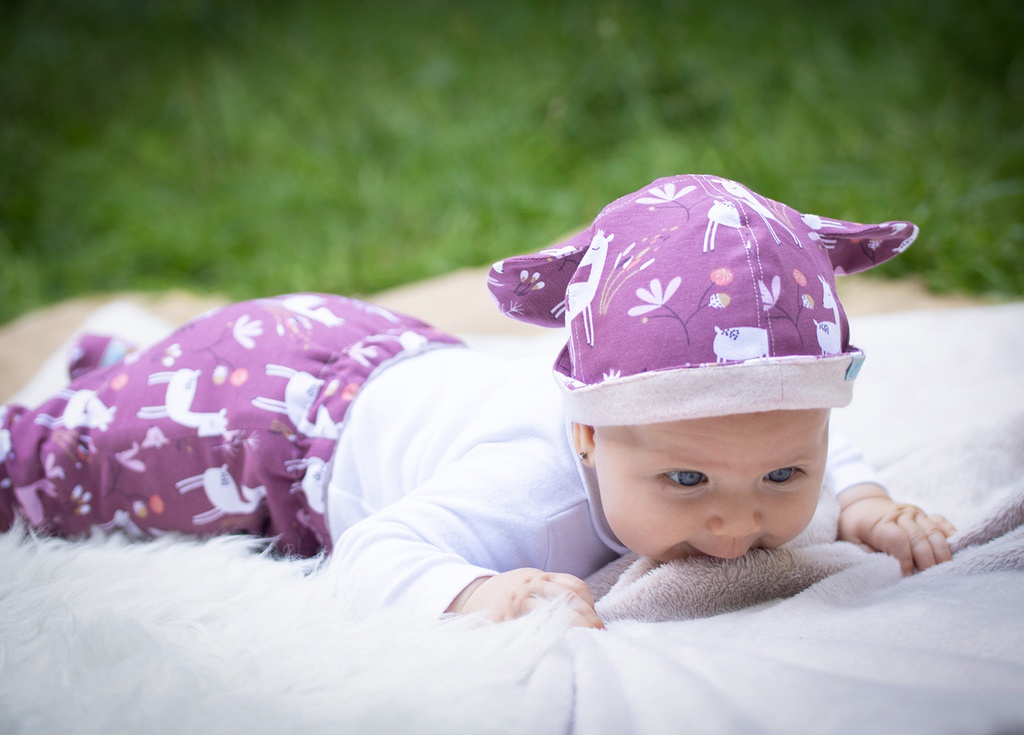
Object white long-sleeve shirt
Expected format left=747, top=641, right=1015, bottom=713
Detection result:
left=326, top=347, right=882, bottom=616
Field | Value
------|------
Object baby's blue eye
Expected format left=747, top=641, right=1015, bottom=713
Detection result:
left=765, top=468, right=795, bottom=483
left=667, top=470, right=706, bottom=487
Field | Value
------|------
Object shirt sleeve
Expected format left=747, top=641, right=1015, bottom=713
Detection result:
left=325, top=437, right=590, bottom=617
left=826, top=429, right=886, bottom=495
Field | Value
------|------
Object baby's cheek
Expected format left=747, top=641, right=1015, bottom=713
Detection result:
left=773, top=491, right=826, bottom=544
left=605, top=506, right=644, bottom=543
left=608, top=506, right=667, bottom=553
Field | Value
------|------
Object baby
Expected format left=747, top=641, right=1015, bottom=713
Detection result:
left=0, top=175, right=955, bottom=628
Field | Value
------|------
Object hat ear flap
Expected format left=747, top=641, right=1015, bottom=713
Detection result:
left=815, top=219, right=919, bottom=275
left=487, top=228, right=592, bottom=328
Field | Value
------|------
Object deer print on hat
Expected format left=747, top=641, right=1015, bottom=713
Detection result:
left=565, top=230, right=614, bottom=347
left=815, top=275, right=842, bottom=356
left=487, top=174, right=918, bottom=424
left=703, top=200, right=742, bottom=253
left=715, top=178, right=800, bottom=246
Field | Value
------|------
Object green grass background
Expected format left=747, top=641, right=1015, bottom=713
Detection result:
left=2, top=0, right=1022, bottom=325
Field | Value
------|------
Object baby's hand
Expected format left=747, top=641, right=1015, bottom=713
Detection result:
left=447, top=568, right=605, bottom=629
left=838, top=483, right=957, bottom=575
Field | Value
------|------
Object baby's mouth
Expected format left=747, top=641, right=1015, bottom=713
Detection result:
left=656, top=538, right=759, bottom=563
left=690, top=537, right=755, bottom=560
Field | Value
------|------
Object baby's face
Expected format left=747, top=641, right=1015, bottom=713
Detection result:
left=576, top=409, right=829, bottom=562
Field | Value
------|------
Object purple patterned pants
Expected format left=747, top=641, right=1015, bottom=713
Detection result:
left=0, top=294, right=462, bottom=556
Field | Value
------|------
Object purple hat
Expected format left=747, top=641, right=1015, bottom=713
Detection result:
left=487, top=174, right=917, bottom=425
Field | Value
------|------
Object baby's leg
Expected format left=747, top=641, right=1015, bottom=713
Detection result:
left=0, top=397, right=255, bottom=544
left=0, top=300, right=275, bottom=543
left=1, top=293, right=463, bottom=557
left=67, top=334, right=137, bottom=380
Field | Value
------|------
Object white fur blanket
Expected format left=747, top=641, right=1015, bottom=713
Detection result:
left=2, top=302, right=1024, bottom=734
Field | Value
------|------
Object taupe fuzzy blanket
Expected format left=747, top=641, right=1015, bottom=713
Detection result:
left=2, top=302, right=1023, bottom=735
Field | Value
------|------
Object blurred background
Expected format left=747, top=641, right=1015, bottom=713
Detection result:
left=1, top=0, right=1021, bottom=325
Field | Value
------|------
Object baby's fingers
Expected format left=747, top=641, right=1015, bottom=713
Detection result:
left=524, top=586, right=603, bottom=629
left=897, top=512, right=936, bottom=574
left=897, top=510, right=954, bottom=573
left=930, top=513, right=958, bottom=539
left=923, top=513, right=955, bottom=566
left=533, top=574, right=604, bottom=629
left=869, top=519, right=916, bottom=575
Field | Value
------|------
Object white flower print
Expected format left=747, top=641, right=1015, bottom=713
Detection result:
left=516, top=270, right=545, bottom=294
left=116, top=442, right=146, bottom=473
left=759, top=275, right=781, bottom=311
left=635, top=183, right=697, bottom=206
left=142, top=426, right=169, bottom=450
left=232, top=314, right=263, bottom=350
left=628, top=277, right=682, bottom=317
left=71, top=485, right=92, bottom=515
left=161, top=343, right=183, bottom=368
left=347, top=343, right=380, bottom=368
left=42, top=453, right=66, bottom=481
left=602, top=369, right=622, bottom=382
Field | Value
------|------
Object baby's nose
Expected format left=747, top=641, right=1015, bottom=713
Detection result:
left=707, top=506, right=762, bottom=536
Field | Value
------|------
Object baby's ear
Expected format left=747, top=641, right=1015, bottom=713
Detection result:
left=810, top=219, right=918, bottom=275
left=572, top=423, right=597, bottom=466
left=487, top=227, right=592, bottom=328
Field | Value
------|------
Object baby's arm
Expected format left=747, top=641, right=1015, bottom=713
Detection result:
left=837, top=483, right=956, bottom=575
left=447, top=569, right=605, bottom=629
left=330, top=437, right=612, bottom=626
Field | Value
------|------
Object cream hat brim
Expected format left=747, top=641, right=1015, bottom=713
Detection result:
left=557, top=351, right=865, bottom=426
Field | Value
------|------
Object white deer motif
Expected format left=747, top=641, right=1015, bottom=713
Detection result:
left=251, top=365, right=341, bottom=440
left=716, top=179, right=799, bottom=246
left=712, top=326, right=769, bottom=363
left=34, top=389, right=117, bottom=432
left=564, top=230, right=613, bottom=346
left=176, top=464, right=266, bottom=525
left=703, top=200, right=743, bottom=253
left=814, top=276, right=842, bottom=356
left=137, top=369, right=228, bottom=437
left=801, top=213, right=845, bottom=247
left=277, top=294, right=346, bottom=328
left=800, top=213, right=844, bottom=230
left=283, top=456, right=328, bottom=515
